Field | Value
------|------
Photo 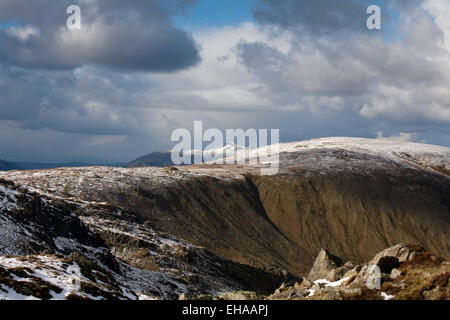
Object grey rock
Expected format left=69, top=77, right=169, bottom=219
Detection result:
left=407, top=251, right=416, bottom=262
left=341, top=288, right=363, bottom=296
left=390, top=268, right=402, bottom=279
left=344, top=261, right=358, bottom=268
left=292, top=289, right=309, bottom=298
left=320, top=288, right=343, bottom=300
left=307, top=249, right=344, bottom=282
left=178, top=293, right=187, bottom=300
left=327, top=262, right=360, bottom=282
left=299, top=277, right=312, bottom=289
left=220, top=291, right=261, bottom=300
left=310, top=283, right=322, bottom=293
left=369, top=243, right=418, bottom=265
left=422, top=288, right=439, bottom=299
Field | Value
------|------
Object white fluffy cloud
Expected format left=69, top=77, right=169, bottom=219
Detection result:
left=235, top=1, right=450, bottom=130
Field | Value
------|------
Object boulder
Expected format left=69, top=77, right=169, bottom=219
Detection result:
left=341, top=288, right=363, bottom=297
left=267, top=287, right=296, bottom=300
left=390, top=268, right=402, bottom=279
left=341, top=274, right=358, bottom=287
left=274, top=282, right=289, bottom=295
left=351, top=265, right=380, bottom=289
left=316, top=287, right=343, bottom=300
left=307, top=249, right=344, bottom=282
left=310, top=282, right=322, bottom=294
left=291, top=289, right=309, bottom=298
left=178, top=293, right=189, bottom=300
left=369, top=243, right=420, bottom=265
left=298, top=277, right=312, bottom=289
left=327, top=261, right=360, bottom=282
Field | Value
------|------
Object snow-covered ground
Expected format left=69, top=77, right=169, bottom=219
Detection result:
left=0, top=176, right=246, bottom=300
left=1, top=138, right=448, bottom=200
left=0, top=255, right=133, bottom=300
left=0, top=185, right=20, bottom=212
left=220, top=137, right=450, bottom=175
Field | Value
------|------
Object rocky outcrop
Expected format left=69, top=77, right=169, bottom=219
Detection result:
left=369, top=243, right=420, bottom=265
left=268, top=244, right=450, bottom=300
left=307, top=249, right=344, bottom=281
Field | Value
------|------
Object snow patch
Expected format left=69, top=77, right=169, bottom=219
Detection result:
left=314, top=277, right=350, bottom=288
left=381, top=292, right=395, bottom=300
left=0, top=185, right=20, bottom=211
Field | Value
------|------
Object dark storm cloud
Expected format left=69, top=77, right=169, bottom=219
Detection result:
left=0, top=64, right=147, bottom=135
left=252, top=0, right=367, bottom=35
left=0, top=0, right=200, bottom=71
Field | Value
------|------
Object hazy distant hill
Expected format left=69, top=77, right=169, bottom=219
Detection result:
left=126, top=145, right=246, bottom=168
left=126, top=151, right=174, bottom=168
left=0, top=159, right=22, bottom=171
left=14, top=162, right=92, bottom=170
left=0, top=160, right=126, bottom=171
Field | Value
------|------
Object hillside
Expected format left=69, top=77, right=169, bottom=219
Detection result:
left=0, top=137, right=449, bottom=299
left=126, top=152, right=174, bottom=168
left=0, top=159, right=22, bottom=171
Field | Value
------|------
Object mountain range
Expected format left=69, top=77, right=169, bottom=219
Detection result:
left=0, top=137, right=449, bottom=300
left=0, top=160, right=126, bottom=171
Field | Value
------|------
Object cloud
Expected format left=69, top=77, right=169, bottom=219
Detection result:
left=0, top=0, right=200, bottom=71
left=235, top=0, right=450, bottom=126
left=1, top=1, right=450, bottom=163
left=5, top=25, right=40, bottom=40
left=83, top=135, right=126, bottom=146
left=376, top=131, right=417, bottom=142
left=253, top=0, right=367, bottom=35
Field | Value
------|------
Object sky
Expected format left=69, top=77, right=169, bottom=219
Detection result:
left=0, top=0, right=449, bottom=163
left=173, top=0, right=256, bottom=29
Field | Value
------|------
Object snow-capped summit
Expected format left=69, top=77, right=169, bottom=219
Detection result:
left=226, top=137, right=450, bottom=175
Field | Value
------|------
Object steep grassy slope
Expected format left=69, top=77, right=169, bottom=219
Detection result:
left=251, top=164, right=450, bottom=270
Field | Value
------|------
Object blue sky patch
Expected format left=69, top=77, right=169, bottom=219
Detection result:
left=173, top=0, right=256, bottom=30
